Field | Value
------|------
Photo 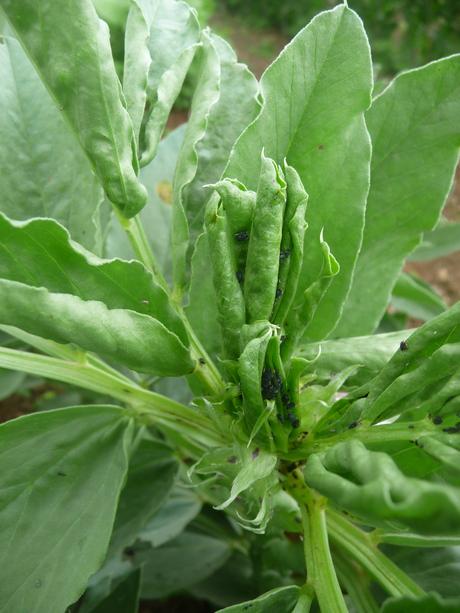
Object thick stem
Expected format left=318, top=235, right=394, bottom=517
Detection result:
left=0, top=347, right=224, bottom=449
left=288, top=472, right=347, bottom=613
left=326, top=509, right=424, bottom=598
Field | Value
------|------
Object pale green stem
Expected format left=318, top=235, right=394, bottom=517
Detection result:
left=326, top=509, right=424, bottom=598
left=288, top=472, right=348, bottom=613
left=115, top=211, right=226, bottom=397
left=292, top=587, right=314, bottom=613
left=0, top=347, right=224, bottom=449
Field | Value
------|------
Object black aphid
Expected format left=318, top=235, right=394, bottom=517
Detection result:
left=275, top=287, right=283, bottom=299
left=261, top=368, right=282, bottom=400
left=252, top=447, right=260, bottom=460
left=227, top=455, right=238, bottom=464
left=348, top=421, right=358, bottom=429
left=279, top=249, right=290, bottom=261
left=287, top=413, right=300, bottom=428
left=432, top=415, right=443, bottom=425
left=400, top=340, right=409, bottom=351
left=198, top=357, right=206, bottom=365
left=236, top=270, right=244, bottom=283
left=235, top=230, right=249, bottom=242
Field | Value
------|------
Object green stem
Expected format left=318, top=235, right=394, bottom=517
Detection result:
left=116, top=211, right=226, bottom=397
left=289, top=473, right=347, bottom=613
left=326, top=509, right=424, bottom=598
left=115, top=211, right=168, bottom=290
left=292, top=587, right=314, bottom=613
left=0, top=347, right=224, bottom=449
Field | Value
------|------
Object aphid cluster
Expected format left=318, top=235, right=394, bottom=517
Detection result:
left=261, top=368, right=300, bottom=428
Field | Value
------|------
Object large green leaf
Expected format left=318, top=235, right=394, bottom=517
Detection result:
left=0, top=0, right=146, bottom=216
left=0, top=405, right=134, bottom=613
left=138, top=531, right=231, bottom=598
left=225, top=5, right=373, bottom=340
left=90, top=569, right=141, bottom=613
left=305, top=440, right=460, bottom=534
left=386, top=546, right=460, bottom=599
left=123, top=0, right=200, bottom=161
left=107, top=434, right=178, bottom=558
left=0, top=214, right=193, bottom=376
left=217, top=585, right=301, bottom=613
left=0, top=36, right=106, bottom=253
left=336, top=55, right=460, bottom=336
left=172, top=30, right=259, bottom=295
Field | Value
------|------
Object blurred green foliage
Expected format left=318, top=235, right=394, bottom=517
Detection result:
left=222, top=0, right=460, bottom=75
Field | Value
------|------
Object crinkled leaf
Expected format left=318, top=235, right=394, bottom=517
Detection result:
left=138, top=531, right=231, bottom=599
left=217, top=585, right=301, bottom=613
left=123, top=0, right=200, bottom=160
left=305, top=440, right=460, bottom=534
left=337, top=55, right=460, bottom=336
left=0, top=36, right=106, bottom=253
left=0, top=0, right=147, bottom=216
left=0, top=405, right=134, bottom=613
left=226, top=5, right=373, bottom=340
left=172, top=30, right=259, bottom=295
left=0, top=215, right=193, bottom=376
left=391, top=272, right=446, bottom=322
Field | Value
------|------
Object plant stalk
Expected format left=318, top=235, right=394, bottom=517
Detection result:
left=326, top=509, right=425, bottom=598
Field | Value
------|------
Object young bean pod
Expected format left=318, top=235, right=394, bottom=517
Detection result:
left=244, top=153, right=287, bottom=323
left=205, top=193, right=246, bottom=359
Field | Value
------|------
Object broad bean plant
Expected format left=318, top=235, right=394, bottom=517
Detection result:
left=0, top=1, right=460, bottom=612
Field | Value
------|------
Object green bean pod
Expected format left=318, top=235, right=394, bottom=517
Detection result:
left=205, top=193, right=246, bottom=359
left=244, top=153, right=287, bottom=323
left=207, top=178, right=256, bottom=282
left=272, top=163, right=308, bottom=326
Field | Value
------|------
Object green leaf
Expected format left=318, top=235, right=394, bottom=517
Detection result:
left=1, top=0, right=147, bottom=216
left=409, top=218, right=460, bottom=262
left=305, top=440, right=460, bottom=534
left=299, top=330, right=408, bottom=385
left=123, top=0, right=200, bottom=160
left=390, top=272, right=446, bottom=322
left=90, top=569, right=141, bottom=613
left=0, top=36, right=106, bottom=253
left=217, top=585, right=301, bottom=613
left=336, top=55, right=460, bottom=337
left=106, top=124, right=186, bottom=280
left=0, top=215, right=194, bottom=376
left=138, top=531, right=231, bottom=599
left=381, top=593, right=460, bottom=613
left=0, top=405, right=134, bottom=613
left=172, top=30, right=259, bottom=295
left=225, top=5, right=373, bottom=340
left=139, top=486, right=202, bottom=548
left=107, top=434, right=178, bottom=557
left=385, top=546, right=460, bottom=599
